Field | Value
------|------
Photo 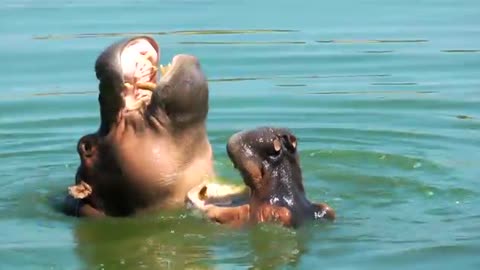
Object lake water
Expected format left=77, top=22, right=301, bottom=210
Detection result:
left=1, top=0, right=479, bottom=269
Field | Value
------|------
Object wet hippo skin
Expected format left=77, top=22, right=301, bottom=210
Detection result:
left=63, top=36, right=215, bottom=217
left=201, top=127, right=335, bottom=228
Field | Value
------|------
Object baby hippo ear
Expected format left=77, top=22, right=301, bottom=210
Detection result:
left=312, top=202, right=336, bottom=221
left=273, top=138, right=282, bottom=152
left=281, top=134, right=297, bottom=152
left=288, top=135, right=297, bottom=150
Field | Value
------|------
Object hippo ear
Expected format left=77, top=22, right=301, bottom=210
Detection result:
left=273, top=138, right=282, bottom=152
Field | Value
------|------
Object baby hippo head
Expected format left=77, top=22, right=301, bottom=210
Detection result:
left=227, top=127, right=302, bottom=199
left=226, top=127, right=335, bottom=227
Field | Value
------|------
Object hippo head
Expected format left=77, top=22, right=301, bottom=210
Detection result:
left=226, top=127, right=335, bottom=226
left=72, top=37, right=214, bottom=216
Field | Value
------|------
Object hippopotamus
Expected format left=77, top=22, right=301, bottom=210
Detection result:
left=187, top=127, right=335, bottom=228
left=63, top=36, right=215, bottom=217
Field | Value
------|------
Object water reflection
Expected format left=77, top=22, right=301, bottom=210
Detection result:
left=441, top=49, right=480, bottom=53
left=73, top=213, right=317, bottom=269
left=178, top=41, right=306, bottom=45
left=243, top=225, right=308, bottom=269
left=33, top=29, right=297, bottom=40
left=73, top=212, right=217, bottom=269
left=316, top=39, right=428, bottom=44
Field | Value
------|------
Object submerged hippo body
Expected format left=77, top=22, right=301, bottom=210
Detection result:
left=189, top=127, right=335, bottom=228
left=64, top=36, right=214, bottom=217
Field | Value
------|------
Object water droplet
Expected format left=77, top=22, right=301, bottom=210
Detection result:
left=426, top=191, right=434, bottom=196
left=455, top=201, right=460, bottom=204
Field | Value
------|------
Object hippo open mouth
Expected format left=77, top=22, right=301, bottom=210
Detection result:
left=95, top=36, right=209, bottom=133
left=119, top=38, right=190, bottom=112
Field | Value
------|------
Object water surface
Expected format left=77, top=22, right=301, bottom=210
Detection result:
left=1, top=0, right=479, bottom=269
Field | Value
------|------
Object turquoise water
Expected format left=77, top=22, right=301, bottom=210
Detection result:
left=1, top=0, right=479, bottom=269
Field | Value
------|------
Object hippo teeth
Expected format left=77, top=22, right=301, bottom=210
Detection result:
left=135, top=82, right=156, bottom=91
left=160, top=62, right=172, bottom=76
left=124, top=82, right=156, bottom=91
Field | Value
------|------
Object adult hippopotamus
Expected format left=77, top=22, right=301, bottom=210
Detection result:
left=63, top=36, right=214, bottom=217
left=187, top=127, right=335, bottom=228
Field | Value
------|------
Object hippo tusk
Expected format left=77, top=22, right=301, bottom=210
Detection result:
left=124, top=82, right=157, bottom=91
left=160, top=63, right=172, bottom=76
left=136, top=82, right=157, bottom=91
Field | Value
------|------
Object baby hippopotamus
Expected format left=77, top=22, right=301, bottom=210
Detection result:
left=188, top=127, right=335, bottom=228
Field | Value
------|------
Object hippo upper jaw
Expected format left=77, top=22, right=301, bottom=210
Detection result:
left=147, top=54, right=209, bottom=130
